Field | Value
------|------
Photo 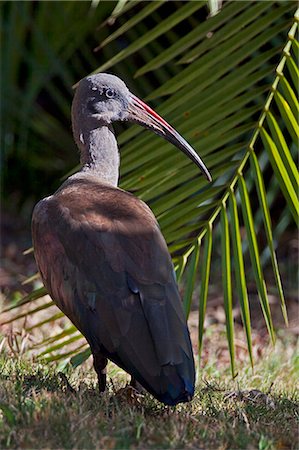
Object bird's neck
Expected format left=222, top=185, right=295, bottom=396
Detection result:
left=76, top=123, right=120, bottom=187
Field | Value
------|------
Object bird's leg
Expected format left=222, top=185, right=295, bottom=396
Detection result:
left=93, top=352, right=107, bottom=393
left=130, top=376, right=145, bottom=393
left=130, top=376, right=137, bottom=389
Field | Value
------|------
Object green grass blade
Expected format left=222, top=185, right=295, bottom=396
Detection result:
left=183, top=241, right=201, bottom=319
left=149, top=6, right=290, bottom=98
left=0, top=287, right=47, bottom=314
left=278, top=76, right=299, bottom=118
left=38, top=334, right=84, bottom=357
left=121, top=48, right=274, bottom=162
left=274, top=90, right=299, bottom=144
left=250, top=151, right=288, bottom=325
left=238, top=176, right=275, bottom=344
left=286, top=52, right=299, bottom=88
left=266, top=112, right=299, bottom=194
left=121, top=45, right=273, bottom=148
left=136, top=1, right=247, bottom=76
left=260, top=127, right=299, bottom=225
left=180, top=1, right=270, bottom=64
left=229, top=191, right=253, bottom=367
left=198, top=224, right=212, bottom=360
left=36, top=326, right=79, bottom=347
left=162, top=201, right=218, bottom=235
left=42, top=343, right=88, bottom=362
left=175, top=254, right=188, bottom=284
left=95, top=2, right=163, bottom=50
left=26, top=312, right=65, bottom=332
left=70, top=348, right=92, bottom=368
left=1, top=301, right=54, bottom=325
left=220, top=205, right=236, bottom=378
left=291, top=32, right=299, bottom=61
left=93, top=1, right=205, bottom=74
left=167, top=224, right=205, bottom=246
left=152, top=183, right=224, bottom=219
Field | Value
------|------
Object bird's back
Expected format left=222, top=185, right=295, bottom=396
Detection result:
left=32, top=173, right=195, bottom=405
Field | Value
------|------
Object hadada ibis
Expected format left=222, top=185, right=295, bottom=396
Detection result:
left=32, top=73, right=211, bottom=406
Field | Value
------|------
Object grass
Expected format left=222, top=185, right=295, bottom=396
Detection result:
left=0, top=335, right=298, bottom=450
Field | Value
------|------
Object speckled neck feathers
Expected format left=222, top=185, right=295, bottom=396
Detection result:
left=71, top=78, right=121, bottom=187
left=76, top=122, right=119, bottom=187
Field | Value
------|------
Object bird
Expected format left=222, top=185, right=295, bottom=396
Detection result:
left=32, top=73, right=211, bottom=406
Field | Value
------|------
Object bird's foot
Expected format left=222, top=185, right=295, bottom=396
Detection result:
left=130, top=377, right=146, bottom=394
left=115, top=384, right=144, bottom=405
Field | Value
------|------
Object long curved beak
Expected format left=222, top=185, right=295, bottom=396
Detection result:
left=127, top=94, right=212, bottom=182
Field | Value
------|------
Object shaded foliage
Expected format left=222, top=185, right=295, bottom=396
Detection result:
left=1, top=1, right=298, bottom=373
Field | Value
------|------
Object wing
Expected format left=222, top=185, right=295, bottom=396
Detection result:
left=32, top=174, right=195, bottom=405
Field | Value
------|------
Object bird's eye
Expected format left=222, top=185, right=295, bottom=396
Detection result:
left=105, top=88, right=115, bottom=99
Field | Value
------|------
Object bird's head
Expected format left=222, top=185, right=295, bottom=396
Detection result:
left=73, top=73, right=131, bottom=123
left=72, top=73, right=212, bottom=182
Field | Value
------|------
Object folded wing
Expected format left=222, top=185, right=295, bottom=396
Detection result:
left=32, top=175, right=195, bottom=405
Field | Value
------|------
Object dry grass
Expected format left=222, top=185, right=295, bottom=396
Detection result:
left=1, top=239, right=298, bottom=449
left=0, top=330, right=298, bottom=450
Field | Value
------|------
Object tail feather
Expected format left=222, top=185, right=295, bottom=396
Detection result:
left=81, top=279, right=195, bottom=406
left=104, top=345, right=194, bottom=406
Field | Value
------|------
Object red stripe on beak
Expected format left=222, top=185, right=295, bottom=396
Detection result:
left=133, top=97, right=173, bottom=132
left=127, top=94, right=212, bottom=182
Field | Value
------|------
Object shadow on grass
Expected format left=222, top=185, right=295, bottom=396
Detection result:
left=0, top=353, right=298, bottom=449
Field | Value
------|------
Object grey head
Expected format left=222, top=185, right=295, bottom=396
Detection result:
left=72, top=73, right=131, bottom=125
left=72, top=73, right=212, bottom=181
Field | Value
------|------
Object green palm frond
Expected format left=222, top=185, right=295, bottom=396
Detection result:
left=1, top=2, right=298, bottom=375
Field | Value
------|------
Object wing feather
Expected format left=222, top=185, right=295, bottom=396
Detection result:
left=32, top=175, right=195, bottom=405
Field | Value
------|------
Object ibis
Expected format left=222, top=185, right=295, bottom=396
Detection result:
left=32, top=73, right=211, bottom=406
